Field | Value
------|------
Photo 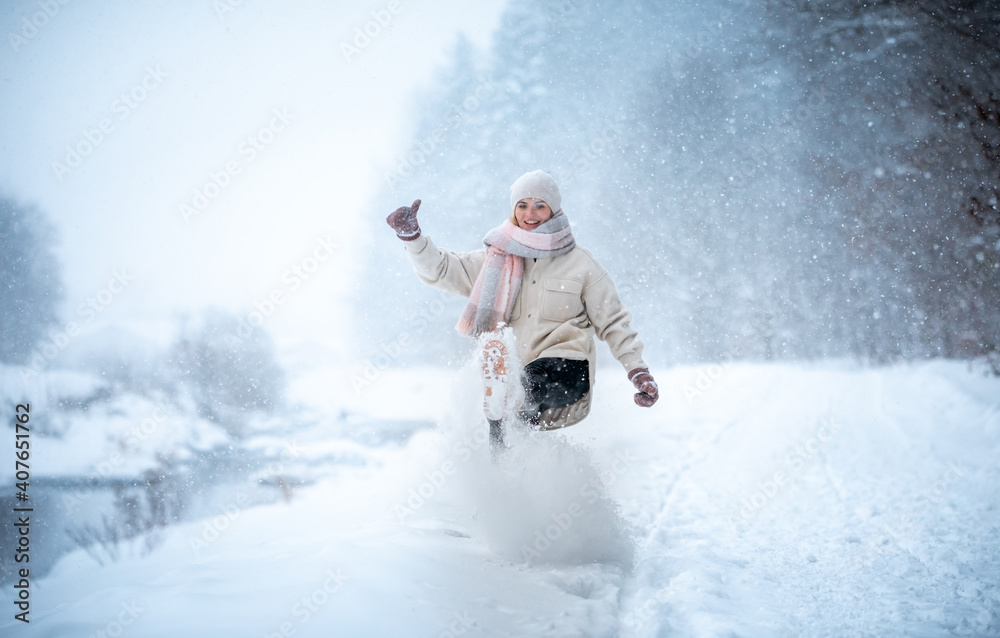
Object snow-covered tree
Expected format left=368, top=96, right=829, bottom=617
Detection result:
left=358, top=0, right=1000, bottom=368
left=0, top=195, right=62, bottom=364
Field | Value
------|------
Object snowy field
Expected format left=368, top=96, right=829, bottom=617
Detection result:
left=4, top=358, right=999, bottom=637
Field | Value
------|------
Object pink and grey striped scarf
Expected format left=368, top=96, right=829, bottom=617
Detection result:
left=456, top=211, right=575, bottom=336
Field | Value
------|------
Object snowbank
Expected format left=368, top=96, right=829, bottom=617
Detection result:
left=3, top=360, right=998, bottom=637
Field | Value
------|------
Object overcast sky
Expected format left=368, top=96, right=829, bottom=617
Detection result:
left=0, top=0, right=507, bottom=355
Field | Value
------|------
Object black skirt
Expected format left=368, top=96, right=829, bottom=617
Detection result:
left=518, top=357, right=590, bottom=421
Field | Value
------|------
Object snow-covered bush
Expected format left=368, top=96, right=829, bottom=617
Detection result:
left=167, top=310, right=285, bottom=437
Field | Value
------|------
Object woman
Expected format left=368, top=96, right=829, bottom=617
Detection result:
left=386, top=170, right=658, bottom=451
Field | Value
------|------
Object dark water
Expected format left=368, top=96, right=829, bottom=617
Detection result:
left=0, top=446, right=285, bottom=586
left=0, top=416, right=431, bottom=586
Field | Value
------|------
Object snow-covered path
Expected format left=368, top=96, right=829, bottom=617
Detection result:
left=609, top=362, right=1000, bottom=636
left=6, top=360, right=999, bottom=637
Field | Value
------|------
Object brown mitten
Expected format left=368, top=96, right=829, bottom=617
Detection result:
left=629, top=368, right=659, bottom=407
left=386, top=199, right=422, bottom=241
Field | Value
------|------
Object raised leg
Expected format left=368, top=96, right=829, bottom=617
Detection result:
left=482, top=336, right=512, bottom=460
left=481, top=337, right=510, bottom=422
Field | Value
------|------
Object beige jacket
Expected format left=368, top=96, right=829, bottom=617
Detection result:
left=402, top=235, right=648, bottom=424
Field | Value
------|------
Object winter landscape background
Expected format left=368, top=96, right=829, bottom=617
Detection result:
left=2, top=1, right=999, bottom=636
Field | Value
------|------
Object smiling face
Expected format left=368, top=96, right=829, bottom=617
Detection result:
left=513, top=198, right=554, bottom=230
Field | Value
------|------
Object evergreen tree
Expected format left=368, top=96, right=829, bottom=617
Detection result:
left=0, top=196, right=62, bottom=364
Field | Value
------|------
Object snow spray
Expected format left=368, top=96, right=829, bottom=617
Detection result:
left=436, top=337, right=635, bottom=569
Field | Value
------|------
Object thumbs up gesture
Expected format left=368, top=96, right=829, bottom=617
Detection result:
left=386, top=199, right=422, bottom=241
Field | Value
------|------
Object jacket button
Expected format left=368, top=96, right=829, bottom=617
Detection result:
left=531, top=280, right=536, bottom=284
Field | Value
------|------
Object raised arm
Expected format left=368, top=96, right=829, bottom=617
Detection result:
left=386, top=199, right=423, bottom=241
left=386, top=200, right=486, bottom=297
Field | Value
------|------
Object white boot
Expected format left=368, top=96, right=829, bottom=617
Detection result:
left=478, top=328, right=523, bottom=460
left=481, top=335, right=510, bottom=422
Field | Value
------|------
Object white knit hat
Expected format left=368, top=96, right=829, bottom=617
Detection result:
left=509, top=170, right=562, bottom=213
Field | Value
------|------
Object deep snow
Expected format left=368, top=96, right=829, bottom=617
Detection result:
left=4, top=358, right=999, bottom=637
